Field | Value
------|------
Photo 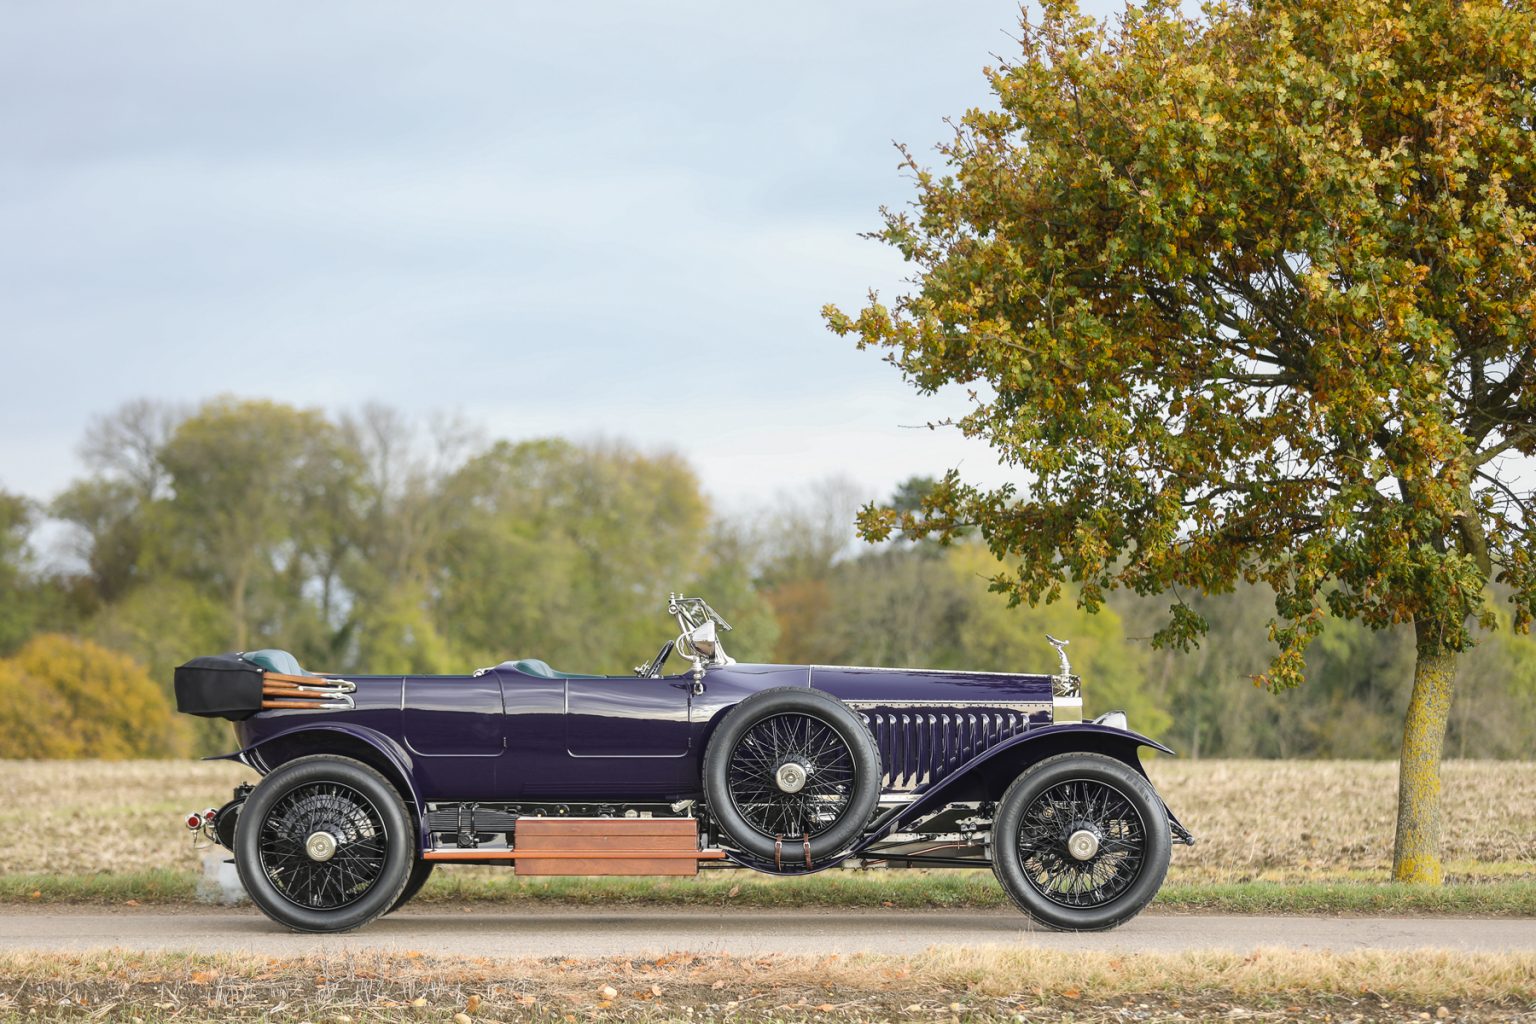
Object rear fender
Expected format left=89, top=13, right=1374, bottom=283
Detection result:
left=211, top=723, right=424, bottom=845
left=864, top=723, right=1178, bottom=845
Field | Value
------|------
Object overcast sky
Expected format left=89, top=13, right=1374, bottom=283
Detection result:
left=1, top=2, right=1118, bottom=516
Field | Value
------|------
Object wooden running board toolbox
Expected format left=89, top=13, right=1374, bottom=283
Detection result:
left=513, top=818, right=707, bottom=877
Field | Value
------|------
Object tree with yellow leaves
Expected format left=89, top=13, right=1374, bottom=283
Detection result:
left=0, top=635, right=190, bottom=759
left=828, top=0, right=1535, bottom=882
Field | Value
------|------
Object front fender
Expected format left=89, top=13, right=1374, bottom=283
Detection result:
left=862, top=722, right=1176, bottom=846
left=211, top=722, right=420, bottom=814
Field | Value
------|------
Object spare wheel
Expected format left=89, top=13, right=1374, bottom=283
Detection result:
left=702, top=686, right=881, bottom=863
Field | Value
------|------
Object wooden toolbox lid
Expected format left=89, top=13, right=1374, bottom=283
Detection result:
left=514, top=817, right=698, bottom=838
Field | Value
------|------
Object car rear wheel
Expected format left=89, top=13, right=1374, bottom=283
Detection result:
left=702, top=687, right=880, bottom=864
left=991, top=752, right=1170, bottom=931
left=235, top=755, right=413, bottom=933
left=386, top=859, right=435, bottom=915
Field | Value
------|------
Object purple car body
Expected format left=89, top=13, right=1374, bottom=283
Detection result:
left=222, top=661, right=1180, bottom=861
left=179, top=595, right=1191, bottom=933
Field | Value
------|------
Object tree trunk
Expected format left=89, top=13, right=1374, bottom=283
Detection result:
left=1392, top=617, right=1458, bottom=883
left=232, top=560, right=250, bottom=652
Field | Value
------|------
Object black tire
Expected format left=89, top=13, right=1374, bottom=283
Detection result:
left=702, top=686, right=880, bottom=863
left=991, top=752, right=1171, bottom=931
left=234, top=755, right=414, bottom=933
left=386, top=859, right=435, bottom=914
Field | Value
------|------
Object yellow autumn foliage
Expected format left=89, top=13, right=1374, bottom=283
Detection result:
left=0, top=634, right=190, bottom=759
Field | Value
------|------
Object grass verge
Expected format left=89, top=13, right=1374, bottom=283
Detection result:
left=4, top=867, right=1534, bottom=916
left=1, top=948, right=1533, bottom=1023
left=1157, top=879, right=1536, bottom=916
left=0, top=869, right=195, bottom=904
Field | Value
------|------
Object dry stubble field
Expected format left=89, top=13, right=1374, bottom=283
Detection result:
left=0, top=758, right=1531, bottom=882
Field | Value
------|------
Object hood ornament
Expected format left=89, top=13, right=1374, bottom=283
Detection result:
left=1046, top=634, right=1072, bottom=679
left=1046, top=635, right=1082, bottom=722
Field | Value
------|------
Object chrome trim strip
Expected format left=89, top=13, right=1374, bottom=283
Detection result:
left=813, top=665, right=1046, bottom=678
left=846, top=700, right=1050, bottom=711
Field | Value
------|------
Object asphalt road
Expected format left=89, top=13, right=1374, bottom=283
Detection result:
left=0, top=907, right=1528, bottom=956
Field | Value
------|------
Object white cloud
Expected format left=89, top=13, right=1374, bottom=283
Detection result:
left=1, top=0, right=1089, bottom=511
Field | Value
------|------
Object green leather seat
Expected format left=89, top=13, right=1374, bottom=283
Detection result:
left=508, top=658, right=583, bottom=679
left=242, top=649, right=310, bottom=676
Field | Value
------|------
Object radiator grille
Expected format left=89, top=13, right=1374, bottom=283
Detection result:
left=854, top=704, right=1043, bottom=792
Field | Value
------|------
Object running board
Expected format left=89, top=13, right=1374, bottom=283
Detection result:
left=423, top=850, right=728, bottom=862
left=425, top=817, right=718, bottom=876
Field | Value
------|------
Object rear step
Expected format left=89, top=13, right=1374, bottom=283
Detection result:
left=424, top=817, right=724, bottom=876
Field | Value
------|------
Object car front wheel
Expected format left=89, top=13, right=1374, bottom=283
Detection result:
left=991, top=752, right=1171, bottom=931
left=234, top=755, right=414, bottom=933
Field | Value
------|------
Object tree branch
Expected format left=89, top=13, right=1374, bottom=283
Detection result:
left=1471, top=422, right=1536, bottom=468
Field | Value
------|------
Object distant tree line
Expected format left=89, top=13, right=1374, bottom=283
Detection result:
left=0, top=397, right=1532, bottom=758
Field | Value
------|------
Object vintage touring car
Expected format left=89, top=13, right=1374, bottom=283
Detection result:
left=175, top=595, right=1192, bottom=933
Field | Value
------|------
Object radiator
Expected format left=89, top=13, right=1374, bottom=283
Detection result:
left=853, top=704, right=1042, bottom=792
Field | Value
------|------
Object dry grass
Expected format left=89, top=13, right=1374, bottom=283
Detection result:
left=1, top=947, right=1533, bottom=1023
left=1143, top=759, right=1536, bottom=882
left=0, top=758, right=1531, bottom=890
left=0, top=760, right=255, bottom=876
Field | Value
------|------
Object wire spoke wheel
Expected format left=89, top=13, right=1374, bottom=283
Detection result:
left=256, top=781, right=388, bottom=910
left=726, top=711, right=857, bottom=840
left=703, top=687, right=881, bottom=864
left=1016, top=777, right=1146, bottom=909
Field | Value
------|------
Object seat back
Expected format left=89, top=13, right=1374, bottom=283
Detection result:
left=507, top=658, right=588, bottom=679
left=242, top=649, right=309, bottom=676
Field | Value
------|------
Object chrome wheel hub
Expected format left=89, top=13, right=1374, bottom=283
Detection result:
left=1066, top=829, right=1100, bottom=861
left=775, top=762, right=808, bottom=794
left=304, top=831, right=339, bottom=862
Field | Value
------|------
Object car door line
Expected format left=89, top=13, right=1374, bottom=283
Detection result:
left=563, top=674, right=692, bottom=758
